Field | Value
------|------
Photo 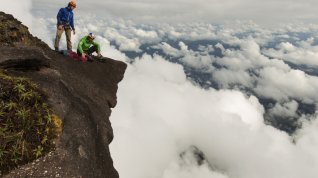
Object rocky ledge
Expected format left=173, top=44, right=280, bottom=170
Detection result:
left=0, top=12, right=126, bottom=178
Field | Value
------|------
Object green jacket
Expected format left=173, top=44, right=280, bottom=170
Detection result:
left=77, top=36, right=101, bottom=54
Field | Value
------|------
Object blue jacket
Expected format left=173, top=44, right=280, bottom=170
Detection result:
left=57, top=7, right=75, bottom=30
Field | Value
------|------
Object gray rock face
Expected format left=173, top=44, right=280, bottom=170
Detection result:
left=0, top=12, right=126, bottom=178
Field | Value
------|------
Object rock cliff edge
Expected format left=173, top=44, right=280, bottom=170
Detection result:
left=0, top=12, right=126, bottom=178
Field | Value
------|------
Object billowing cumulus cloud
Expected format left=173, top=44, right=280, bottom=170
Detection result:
left=110, top=54, right=318, bottom=178
left=254, top=67, right=318, bottom=103
left=263, top=39, right=318, bottom=68
left=110, top=55, right=263, bottom=178
left=268, top=100, right=299, bottom=118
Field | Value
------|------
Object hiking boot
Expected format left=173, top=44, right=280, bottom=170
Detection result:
left=98, top=57, right=106, bottom=63
left=93, top=55, right=106, bottom=63
left=87, top=55, right=94, bottom=62
left=62, top=50, right=69, bottom=56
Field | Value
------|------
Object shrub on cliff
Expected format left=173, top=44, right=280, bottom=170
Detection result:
left=0, top=71, right=61, bottom=174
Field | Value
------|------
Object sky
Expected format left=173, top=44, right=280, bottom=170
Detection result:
left=30, top=0, right=318, bottom=26
left=1, top=0, right=318, bottom=178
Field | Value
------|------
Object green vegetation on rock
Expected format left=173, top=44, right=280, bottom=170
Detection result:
left=0, top=70, right=61, bottom=174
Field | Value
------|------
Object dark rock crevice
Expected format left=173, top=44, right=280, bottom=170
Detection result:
left=0, top=58, right=50, bottom=71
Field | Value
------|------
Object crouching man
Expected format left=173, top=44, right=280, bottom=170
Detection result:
left=77, top=33, right=102, bottom=61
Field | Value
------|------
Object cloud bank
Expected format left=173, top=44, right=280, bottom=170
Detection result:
left=110, top=54, right=318, bottom=178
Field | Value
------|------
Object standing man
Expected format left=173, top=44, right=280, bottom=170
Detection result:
left=54, top=1, right=76, bottom=51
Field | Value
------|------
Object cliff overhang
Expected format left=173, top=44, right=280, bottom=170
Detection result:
left=0, top=11, right=126, bottom=178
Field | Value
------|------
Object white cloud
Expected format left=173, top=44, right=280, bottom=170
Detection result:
left=263, top=40, right=318, bottom=68
left=102, top=27, right=141, bottom=51
left=111, top=54, right=318, bottom=178
left=279, top=42, right=297, bottom=52
left=110, top=55, right=265, bottom=178
left=153, top=42, right=182, bottom=57
left=132, top=28, right=159, bottom=40
left=255, top=67, right=318, bottom=103
left=212, top=69, right=255, bottom=88
left=268, top=100, right=299, bottom=118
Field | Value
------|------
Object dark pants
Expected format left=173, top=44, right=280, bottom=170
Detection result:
left=77, top=46, right=97, bottom=56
